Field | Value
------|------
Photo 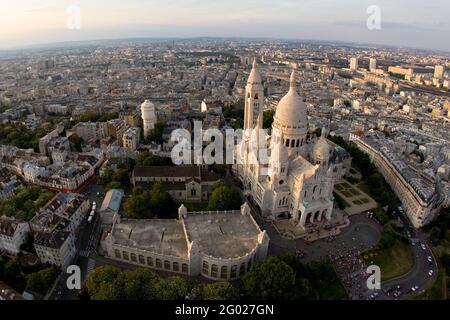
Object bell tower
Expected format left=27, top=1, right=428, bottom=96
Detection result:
left=244, top=58, right=264, bottom=132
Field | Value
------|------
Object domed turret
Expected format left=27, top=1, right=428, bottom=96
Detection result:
left=313, top=130, right=330, bottom=165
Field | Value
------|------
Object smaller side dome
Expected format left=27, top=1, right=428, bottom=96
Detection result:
left=313, top=136, right=330, bottom=161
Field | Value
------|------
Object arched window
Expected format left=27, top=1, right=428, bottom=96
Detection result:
left=147, top=257, right=153, bottom=266
left=285, top=139, right=290, bottom=147
left=291, top=140, right=295, bottom=147
left=211, top=264, right=218, bottom=278
left=156, top=258, right=162, bottom=268
left=130, top=253, right=137, bottom=262
left=239, top=263, right=246, bottom=276
left=220, top=266, right=228, bottom=279
left=173, top=262, right=180, bottom=272
left=138, top=255, right=145, bottom=264
left=254, top=93, right=259, bottom=99
left=191, top=189, right=196, bottom=196
left=202, top=261, right=209, bottom=274
left=181, top=264, right=188, bottom=273
left=313, top=186, right=317, bottom=194
left=296, top=139, right=300, bottom=147
left=122, top=251, right=129, bottom=261
left=164, top=260, right=171, bottom=270
left=114, top=249, right=121, bottom=259
left=230, top=265, right=237, bottom=279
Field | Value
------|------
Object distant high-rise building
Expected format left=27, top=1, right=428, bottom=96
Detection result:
left=434, top=65, right=445, bottom=79
left=369, top=58, right=377, bottom=71
left=350, top=57, right=359, bottom=71
left=141, top=100, right=157, bottom=138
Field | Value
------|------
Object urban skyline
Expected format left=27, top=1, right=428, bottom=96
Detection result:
left=1, top=0, right=450, bottom=51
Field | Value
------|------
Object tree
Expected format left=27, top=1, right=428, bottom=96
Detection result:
left=191, top=282, right=241, bottom=300
left=25, top=267, right=58, bottom=295
left=124, top=192, right=152, bottom=219
left=145, top=122, right=165, bottom=144
left=243, top=256, right=296, bottom=300
left=123, top=269, right=160, bottom=300
left=263, top=110, right=275, bottom=129
left=123, top=182, right=175, bottom=219
left=0, top=186, right=54, bottom=221
left=378, top=224, right=397, bottom=249
left=86, top=266, right=126, bottom=300
left=207, top=183, right=242, bottom=211
left=429, top=226, right=442, bottom=245
left=441, top=254, right=450, bottom=277
left=106, top=181, right=122, bottom=190
left=150, top=183, right=175, bottom=218
left=3, top=257, right=25, bottom=291
left=155, top=276, right=188, bottom=300
left=136, top=151, right=172, bottom=166
left=112, top=168, right=130, bottom=187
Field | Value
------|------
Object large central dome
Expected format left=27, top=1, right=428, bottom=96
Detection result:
left=273, top=71, right=307, bottom=130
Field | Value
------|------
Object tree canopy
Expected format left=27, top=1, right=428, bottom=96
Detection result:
left=86, top=267, right=188, bottom=300
left=263, top=109, right=275, bottom=129
left=207, top=182, right=242, bottom=211
left=0, top=124, right=49, bottom=152
left=0, top=186, right=55, bottom=221
left=136, top=151, right=173, bottom=166
left=144, top=122, right=165, bottom=144
left=25, top=267, right=58, bottom=295
left=124, top=182, right=176, bottom=219
left=190, top=282, right=240, bottom=300
left=243, top=256, right=296, bottom=300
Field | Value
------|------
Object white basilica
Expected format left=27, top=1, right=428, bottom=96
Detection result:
left=233, top=60, right=350, bottom=232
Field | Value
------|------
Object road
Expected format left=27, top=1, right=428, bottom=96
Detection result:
left=246, top=196, right=438, bottom=300
left=379, top=221, right=437, bottom=299
left=48, top=178, right=107, bottom=300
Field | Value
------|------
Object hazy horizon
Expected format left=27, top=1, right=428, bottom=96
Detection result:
left=1, top=0, right=449, bottom=52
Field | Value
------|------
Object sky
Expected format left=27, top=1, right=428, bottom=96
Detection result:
left=1, top=0, right=449, bottom=51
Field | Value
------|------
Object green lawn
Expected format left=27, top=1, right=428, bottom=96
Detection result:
left=363, top=240, right=414, bottom=281
left=357, top=182, right=372, bottom=196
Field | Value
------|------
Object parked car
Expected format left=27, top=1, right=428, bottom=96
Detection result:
left=420, top=243, right=426, bottom=250
left=427, top=256, right=433, bottom=262
left=428, top=270, right=434, bottom=276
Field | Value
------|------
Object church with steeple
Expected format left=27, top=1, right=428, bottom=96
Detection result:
left=233, top=59, right=350, bottom=234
